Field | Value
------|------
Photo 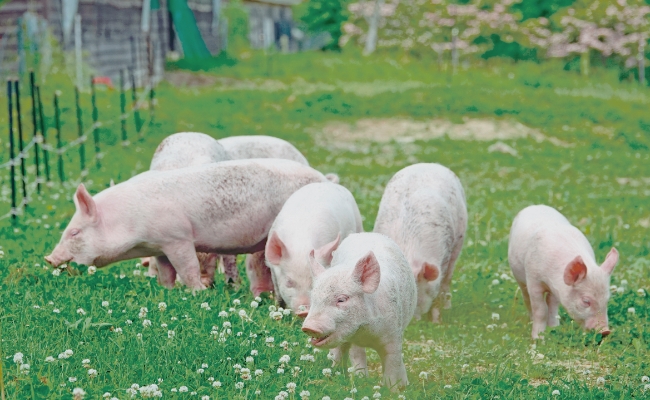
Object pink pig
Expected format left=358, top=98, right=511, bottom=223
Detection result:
left=374, top=163, right=467, bottom=322
left=45, top=159, right=328, bottom=290
left=302, top=233, right=416, bottom=390
left=265, top=182, right=364, bottom=316
left=144, top=132, right=314, bottom=287
left=508, top=205, right=619, bottom=339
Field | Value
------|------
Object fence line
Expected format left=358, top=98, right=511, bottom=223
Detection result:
left=2, top=75, right=156, bottom=223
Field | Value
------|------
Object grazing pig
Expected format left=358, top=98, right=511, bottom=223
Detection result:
left=374, top=163, right=467, bottom=322
left=149, top=132, right=230, bottom=171
left=265, top=182, right=364, bottom=316
left=302, top=233, right=416, bottom=390
left=44, top=159, right=329, bottom=290
left=508, top=205, right=619, bottom=339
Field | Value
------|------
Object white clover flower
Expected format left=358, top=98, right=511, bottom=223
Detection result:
left=65, top=349, right=74, bottom=357
left=137, top=333, right=143, bottom=339
left=269, top=305, right=277, bottom=312
left=202, top=396, right=210, bottom=400
left=535, top=353, right=545, bottom=360
left=197, top=368, right=205, bottom=374
left=645, top=384, right=650, bottom=391
left=241, top=368, right=251, bottom=380
left=13, top=352, right=24, bottom=364
left=212, top=381, right=222, bottom=387
left=322, top=397, right=331, bottom=400
left=126, top=320, right=133, bottom=325
left=255, top=390, right=261, bottom=395
left=218, top=310, right=228, bottom=317
left=45, top=356, right=56, bottom=362
left=277, top=368, right=285, bottom=374
left=142, top=319, right=152, bottom=327
left=102, top=301, right=109, bottom=307
left=179, top=386, right=188, bottom=393
left=82, top=359, right=90, bottom=366
left=88, top=369, right=97, bottom=378
left=20, top=364, right=30, bottom=374
left=373, top=393, right=381, bottom=399
left=158, top=302, right=167, bottom=311
left=234, top=363, right=242, bottom=371
left=642, top=376, right=650, bottom=383
left=628, top=307, right=636, bottom=314
left=621, top=279, right=628, bottom=287
left=103, top=393, right=111, bottom=398
left=233, top=299, right=241, bottom=306
left=251, top=301, right=259, bottom=308
left=87, top=266, right=97, bottom=275
left=138, top=307, right=148, bottom=319
left=283, top=308, right=291, bottom=315
left=72, top=388, right=86, bottom=398
left=280, top=355, right=291, bottom=364
left=491, top=279, right=500, bottom=285
left=53, top=309, right=60, bottom=313
left=492, top=312, right=500, bottom=321
left=69, top=377, right=77, bottom=383
left=239, top=310, right=248, bottom=318
left=235, top=382, right=244, bottom=389
left=419, top=371, right=428, bottom=380
left=201, top=302, right=211, bottom=310
left=271, top=311, right=283, bottom=320
left=246, top=356, right=254, bottom=364
left=596, top=377, right=605, bottom=385
left=617, top=287, right=625, bottom=294
left=350, top=388, right=358, bottom=394
left=286, top=382, right=297, bottom=393
left=52, top=269, right=61, bottom=276
left=322, top=368, right=332, bottom=377
left=444, top=384, right=452, bottom=389
left=114, top=327, right=123, bottom=334
left=133, top=269, right=142, bottom=276
left=223, top=321, right=232, bottom=329
left=160, top=323, right=167, bottom=328
left=251, top=350, right=259, bottom=356
left=300, top=390, right=310, bottom=399
left=552, top=389, right=560, bottom=396
left=77, top=308, right=86, bottom=315
left=266, top=336, right=275, bottom=343
left=638, top=289, right=647, bottom=297
left=299, top=354, right=315, bottom=362
left=255, top=369, right=263, bottom=376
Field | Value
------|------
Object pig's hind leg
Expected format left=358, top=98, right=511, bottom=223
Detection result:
left=164, top=242, right=207, bottom=290
left=545, top=292, right=560, bottom=327
left=221, top=254, right=240, bottom=284
left=155, top=255, right=177, bottom=289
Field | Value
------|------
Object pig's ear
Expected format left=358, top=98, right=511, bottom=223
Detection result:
left=353, top=251, right=381, bottom=294
left=308, top=249, right=326, bottom=278
left=266, top=232, right=287, bottom=265
left=420, top=262, right=440, bottom=282
left=314, top=233, right=340, bottom=266
left=74, top=184, right=97, bottom=220
left=600, top=247, right=618, bottom=275
left=564, top=256, right=587, bottom=286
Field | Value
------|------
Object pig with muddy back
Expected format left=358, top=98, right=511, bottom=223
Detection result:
left=265, top=182, right=363, bottom=315
left=374, top=163, right=467, bottom=322
left=302, top=233, right=416, bottom=390
left=45, top=159, right=330, bottom=290
left=508, top=205, right=619, bottom=339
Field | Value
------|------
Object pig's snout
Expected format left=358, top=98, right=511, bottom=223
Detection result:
left=301, top=325, right=322, bottom=337
left=44, top=255, right=55, bottom=266
left=599, top=328, right=611, bottom=337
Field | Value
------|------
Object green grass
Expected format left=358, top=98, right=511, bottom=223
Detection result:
left=0, top=53, right=648, bottom=399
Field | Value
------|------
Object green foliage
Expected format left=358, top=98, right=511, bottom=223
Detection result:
left=511, top=0, right=577, bottom=21
left=223, top=0, right=251, bottom=55
left=295, top=0, right=349, bottom=51
left=0, top=53, right=649, bottom=398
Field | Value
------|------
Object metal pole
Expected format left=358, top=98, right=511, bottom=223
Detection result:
left=54, top=91, right=64, bottom=182
left=7, top=80, right=17, bottom=223
left=90, top=76, right=100, bottom=167
left=13, top=80, right=28, bottom=207
left=74, top=86, right=86, bottom=171
left=130, top=67, right=142, bottom=133
left=120, top=69, right=127, bottom=143
left=36, top=85, right=50, bottom=182
left=29, top=70, right=41, bottom=194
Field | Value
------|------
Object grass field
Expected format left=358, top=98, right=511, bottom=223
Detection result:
left=0, top=53, right=649, bottom=399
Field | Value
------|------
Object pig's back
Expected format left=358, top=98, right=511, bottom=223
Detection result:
left=150, top=132, right=229, bottom=171
left=218, top=135, right=309, bottom=166
left=334, top=233, right=417, bottom=330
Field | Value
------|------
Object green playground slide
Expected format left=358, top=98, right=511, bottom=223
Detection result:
left=167, top=0, right=211, bottom=58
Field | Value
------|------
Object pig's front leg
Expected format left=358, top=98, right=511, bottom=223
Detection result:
left=164, top=242, right=206, bottom=291
left=546, top=292, right=560, bottom=327
left=379, top=341, right=408, bottom=391
left=155, top=255, right=177, bottom=289
left=349, top=345, right=368, bottom=376
left=528, top=285, right=548, bottom=339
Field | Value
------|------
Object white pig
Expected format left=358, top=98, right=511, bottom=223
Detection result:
left=45, top=159, right=329, bottom=290
left=302, top=233, right=416, bottom=390
left=374, top=163, right=467, bottom=322
left=218, top=135, right=309, bottom=166
left=265, top=182, right=364, bottom=316
left=508, top=205, right=619, bottom=339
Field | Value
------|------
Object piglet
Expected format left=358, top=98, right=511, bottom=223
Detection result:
left=508, top=205, right=619, bottom=339
left=45, top=159, right=329, bottom=290
left=302, top=233, right=416, bottom=390
left=218, top=135, right=309, bottom=166
left=374, top=163, right=467, bottom=322
left=265, top=182, right=363, bottom=316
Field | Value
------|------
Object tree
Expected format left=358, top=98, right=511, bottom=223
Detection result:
left=297, top=0, right=350, bottom=51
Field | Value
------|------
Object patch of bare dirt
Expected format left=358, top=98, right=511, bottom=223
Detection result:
left=165, top=71, right=218, bottom=87
left=313, top=118, right=571, bottom=147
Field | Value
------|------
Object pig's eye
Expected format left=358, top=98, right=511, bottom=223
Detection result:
left=336, top=295, right=349, bottom=305
left=582, top=298, right=591, bottom=307
left=70, top=229, right=80, bottom=237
